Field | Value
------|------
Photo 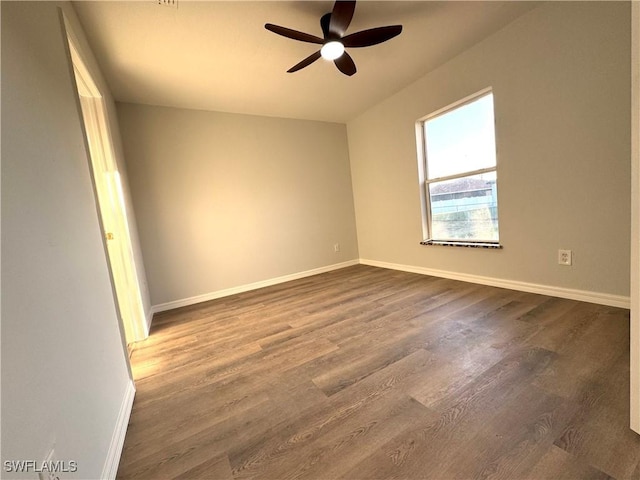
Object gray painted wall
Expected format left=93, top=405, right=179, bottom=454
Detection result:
left=348, top=1, right=631, bottom=297
left=116, top=103, right=359, bottom=307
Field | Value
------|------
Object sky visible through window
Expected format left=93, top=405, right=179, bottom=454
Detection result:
left=425, top=94, right=496, bottom=179
left=422, top=92, right=499, bottom=242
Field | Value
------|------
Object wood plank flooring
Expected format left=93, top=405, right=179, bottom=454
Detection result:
left=117, top=265, right=640, bottom=479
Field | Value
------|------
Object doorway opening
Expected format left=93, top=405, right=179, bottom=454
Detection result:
left=66, top=31, right=147, bottom=348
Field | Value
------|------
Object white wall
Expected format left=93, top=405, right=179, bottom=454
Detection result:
left=1, top=2, right=133, bottom=478
left=116, top=103, right=359, bottom=308
left=348, top=1, right=631, bottom=300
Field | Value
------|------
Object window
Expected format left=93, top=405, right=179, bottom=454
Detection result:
left=418, top=89, right=500, bottom=247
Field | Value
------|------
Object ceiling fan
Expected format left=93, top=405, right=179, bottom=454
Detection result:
left=265, top=0, right=402, bottom=76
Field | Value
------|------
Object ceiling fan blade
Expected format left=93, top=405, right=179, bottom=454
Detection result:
left=287, top=50, right=322, bottom=73
left=334, top=51, right=357, bottom=76
left=328, top=0, right=356, bottom=38
left=265, top=24, right=324, bottom=44
left=342, top=25, right=403, bottom=48
left=320, top=13, right=331, bottom=39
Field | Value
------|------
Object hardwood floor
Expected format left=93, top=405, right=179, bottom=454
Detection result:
left=117, top=265, right=640, bottom=479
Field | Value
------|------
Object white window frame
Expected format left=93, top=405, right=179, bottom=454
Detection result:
left=416, top=87, right=501, bottom=247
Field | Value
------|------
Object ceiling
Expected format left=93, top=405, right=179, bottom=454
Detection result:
left=73, top=1, right=538, bottom=123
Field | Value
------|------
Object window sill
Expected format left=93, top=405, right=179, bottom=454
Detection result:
left=420, top=240, right=503, bottom=249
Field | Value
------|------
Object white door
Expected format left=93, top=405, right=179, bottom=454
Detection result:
left=81, top=96, right=146, bottom=344
left=70, top=42, right=147, bottom=345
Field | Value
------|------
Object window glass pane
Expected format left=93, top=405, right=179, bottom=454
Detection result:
left=429, top=171, right=498, bottom=241
left=425, top=93, right=496, bottom=180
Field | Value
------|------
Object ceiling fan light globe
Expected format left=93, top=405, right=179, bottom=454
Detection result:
left=320, top=41, right=345, bottom=60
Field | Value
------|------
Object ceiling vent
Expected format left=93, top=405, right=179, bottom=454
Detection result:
left=157, top=0, right=177, bottom=8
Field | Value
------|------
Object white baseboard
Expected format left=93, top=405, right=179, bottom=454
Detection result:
left=149, top=257, right=629, bottom=317
left=151, top=259, right=360, bottom=314
left=101, top=380, right=136, bottom=480
left=360, top=258, right=630, bottom=309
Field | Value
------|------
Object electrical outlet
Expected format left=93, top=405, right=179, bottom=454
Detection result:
left=558, top=249, right=572, bottom=266
left=333, top=243, right=340, bottom=253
